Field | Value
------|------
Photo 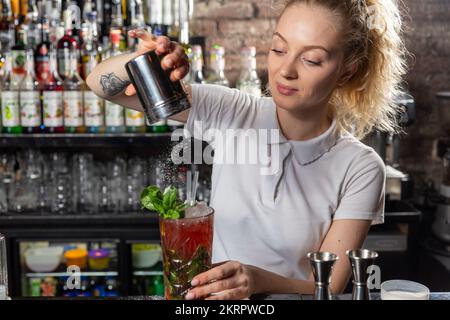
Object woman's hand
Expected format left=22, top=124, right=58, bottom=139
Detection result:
left=185, top=261, right=256, bottom=300
left=125, top=29, right=190, bottom=95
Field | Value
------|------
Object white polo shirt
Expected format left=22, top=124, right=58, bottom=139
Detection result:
left=185, top=84, right=385, bottom=280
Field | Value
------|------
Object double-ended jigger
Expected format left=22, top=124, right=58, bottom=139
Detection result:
left=307, top=251, right=339, bottom=300
left=346, top=249, right=379, bottom=300
left=125, top=50, right=191, bottom=124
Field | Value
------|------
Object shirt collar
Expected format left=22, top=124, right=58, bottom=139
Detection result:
left=262, top=99, right=340, bottom=166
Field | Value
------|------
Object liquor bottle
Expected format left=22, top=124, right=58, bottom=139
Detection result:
left=149, top=0, right=166, bottom=36
left=162, top=0, right=173, bottom=35
left=187, top=45, right=206, bottom=85
left=101, top=0, right=112, bottom=48
left=125, top=108, right=145, bottom=133
left=0, top=52, right=5, bottom=79
left=64, top=0, right=82, bottom=48
left=94, top=0, right=104, bottom=26
left=129, top=0, right=146, bottom=29
left=168, top=0, right=179, bottom=39
left=42, top=49, right=64, bottom=133
left=178, top=0, right=191, bottom=44
left=81, top=0, right=94, bottom=23
left=1, top=53, right=22, bottom=134
left=63, top=50, right=84, bottom=133
left=49, top=0, right=63, bottom=45
left=23, top=0, right=41, bottom=49
left=104, top=277, right=118, bottom=297
left=110, top=0, right=126, bottom=50
left=10, top=0, right=19, bottom=21
left=87, top=11, right=102, bottom=55
left=35, top=8, right=51, bottom=90
left=0, top=0, right=13, bottom=78
left=236, top=46, right=262, bottom=97
left=104, top=29, right=125, bottom=133
left=90, top=277, right=106, bottom=297
left=79, top=277, right=92, bottom=297
left=19, top=0, right=26, bottom=16
left=83, top=57, right=104, bottom=133
left=81, top=12, right=101, bottom=80
left=11, top=25, right=27, bottom=82
left=20, top=50, right=41, bottom=133
left=57, top=9, right=79, bottom=80
left=206, top=45, right=229, bottom=87
left=126, top=0, right=146, bottom=51
left=0, top=0, right=15, bottom=54
left=152, top=275, right=164, bottom=296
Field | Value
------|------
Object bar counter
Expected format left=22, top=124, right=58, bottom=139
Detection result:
left=9, top=292, right=450, bottom=300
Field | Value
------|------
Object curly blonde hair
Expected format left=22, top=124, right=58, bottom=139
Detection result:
left=279, top=0, right=409, bottom=139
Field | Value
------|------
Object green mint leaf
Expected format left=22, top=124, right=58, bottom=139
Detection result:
left=167, top=209, right=180, bottom=219
left=168, top=188, right=178, bottom=209
left=163, top=186, right=176, bottom=209
left=149, top=186, right=163, bottom=202
left=140, top=188, right=155, bottom=211
left=140, top=185, right=187, bottom=219
left=153, top=201, right=164, bottom=213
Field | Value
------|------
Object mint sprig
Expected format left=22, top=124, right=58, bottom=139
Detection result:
left=140, top=185, right=188, bottom=219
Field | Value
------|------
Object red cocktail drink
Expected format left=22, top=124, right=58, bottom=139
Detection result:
left=159, top=203, right=214, bottom=300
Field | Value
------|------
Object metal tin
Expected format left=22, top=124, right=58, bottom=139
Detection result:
left=125, top=51, right=191, bottom=124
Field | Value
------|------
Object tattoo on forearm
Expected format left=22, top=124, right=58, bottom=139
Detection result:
left=100, top=73, right=131, bottom=96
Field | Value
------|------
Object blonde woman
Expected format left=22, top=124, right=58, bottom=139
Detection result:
left=87, top=0, right=408, bottom=299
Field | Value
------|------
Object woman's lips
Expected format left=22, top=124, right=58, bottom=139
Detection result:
left=276, top=83, right=299, bottom=96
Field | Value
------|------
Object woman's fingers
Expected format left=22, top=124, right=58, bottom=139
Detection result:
left=161, top=45, right=187, bottom=69
left=186, top=277, right=243, bottom=300
left=155, top=36, right=172, bottom=55
left=124, top=84, right=136, bottom=96
left=128, top=29, right=157, bottom=51
left=170, top=64, right=190, bottom=82
left=128, top=29, right=171, bottom=55
left=191, top=261, right=239, bottom=287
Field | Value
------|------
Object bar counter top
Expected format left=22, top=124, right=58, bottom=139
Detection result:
left=9, top=292, right=450, bottom=300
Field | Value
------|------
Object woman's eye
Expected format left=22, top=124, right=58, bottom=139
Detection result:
left=271, top=49, right=284, bottom=55
left=303, top=58, right=322, bottom=66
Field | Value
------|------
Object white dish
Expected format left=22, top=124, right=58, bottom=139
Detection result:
left=381, top=280, right=430, bottom=300
left=24, top=247, right=63, bottom=273
left=132, top=245, right=161, bottom=269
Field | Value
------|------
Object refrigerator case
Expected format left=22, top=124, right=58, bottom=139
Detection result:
left=18, top=239, right=120, bottom=297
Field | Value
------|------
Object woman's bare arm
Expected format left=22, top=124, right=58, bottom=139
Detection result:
left=251, top=219, right=371, bottom=295
left=86, top=29, right=191, bottom=123
left=187, top=219, right=372, bottom=300
left=86, top=51, right=142, bottom=111
left=317, top=219, right=372, bottom=293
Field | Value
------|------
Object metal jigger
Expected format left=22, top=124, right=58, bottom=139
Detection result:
left=307, top=251, right=339, bottom=300
left=346, top=249, right=379, bottom=300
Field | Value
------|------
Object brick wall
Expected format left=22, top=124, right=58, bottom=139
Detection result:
left=192, top=0, right=280, bottom=86
left=191, top=0, right=450, bottom=191
left=400, top=0, right=450, bottom=191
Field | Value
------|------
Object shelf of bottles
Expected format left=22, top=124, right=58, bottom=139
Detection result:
left=0, top=0, right=264, bottom=138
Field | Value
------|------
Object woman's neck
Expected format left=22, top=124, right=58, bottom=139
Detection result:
left=276, top=105, right=333, bottom=141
